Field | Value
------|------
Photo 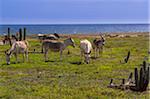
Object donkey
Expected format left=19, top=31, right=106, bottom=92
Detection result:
left=3, top=35, right=11, bottom=45
left=93, top=35, right=105, bottom=58
left=41, top=38, right=75, bottom=61
left=80, top=39, right=92, bottom=64
left=5, top=41, right=29, bottom=65
left=38, top=33, right=60, bottom=42
left=45, top=33, right=60, bottom=40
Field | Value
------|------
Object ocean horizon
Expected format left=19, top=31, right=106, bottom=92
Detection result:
left=0, top=24, right=149, bottom=35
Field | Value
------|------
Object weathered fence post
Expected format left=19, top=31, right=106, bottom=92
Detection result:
left=143, top=66, right=149, bottom=91
left=124, top=51, right=130, bottom=63
left=121, top=79, right=125, bottom=89
left=128, top=72, right=133, bottom=81
left=143, top=61, right=146, bottom=72
left=19, top=28, right=22, bottom=41
left=122, top=79, right=125, bottom=85
left=134, top=68, right=139, bottom=90
left=23, top=28, right=26, bottom=40
left=127, top=72, right=133, bottom=85
left=139, top=68, right=144, bottom=91
left=8, top=28, right=12, bottom=46
left=8, top=28, right=10, bottom=38
left=108, top=61, right=149, bottom=92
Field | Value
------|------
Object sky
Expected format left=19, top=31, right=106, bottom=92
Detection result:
left=0, top=0, right=149, bottom=24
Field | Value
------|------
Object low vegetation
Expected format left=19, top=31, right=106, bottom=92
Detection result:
left=0, top=34, right=149, bottom=99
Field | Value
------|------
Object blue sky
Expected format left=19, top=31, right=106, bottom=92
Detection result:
left=0, top=0, right=149, bottom=24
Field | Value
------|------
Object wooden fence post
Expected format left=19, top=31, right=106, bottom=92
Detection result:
left=134, top=68, right=139, bottom=90
left=124, top=51, right=130, bottom=63
left=23, top=28, right=26, bottom=40
left=143, top=61, right=146, bottom=72
left=108, top=61, right=149, bottom=92
left=122, top=79, right=125, bottom=85
left=139, top=67, right=144, bottom=91
left=128, top=72, right=133, bottom=81
left=19, top=28, right=22, bottom=41
left=8, top=28, right=12, bottom=46
left=143, top=67, right=149, bottom=91
left=8, top=28, right=10, bottom=38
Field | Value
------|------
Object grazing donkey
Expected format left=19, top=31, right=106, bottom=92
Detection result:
left=5, top=41, right=29, bottom=65
left=93, top=35, right=105, bottom=58
left=3, top=35, right=11, bottom=45
left=80, top=39, right=92, bottom=64
left=41, top=38, right=75, bottom=61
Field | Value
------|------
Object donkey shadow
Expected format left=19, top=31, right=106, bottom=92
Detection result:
left=1, top=61, right=23, bottom=66
left=91, top=56, right=99, bottom=60
left=69, top=61, right=82, bottom=65
left=45, top=60, right=56, bottom=62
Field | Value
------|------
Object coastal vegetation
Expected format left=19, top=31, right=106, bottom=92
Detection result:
left=0, top=33, right=149, bottom=98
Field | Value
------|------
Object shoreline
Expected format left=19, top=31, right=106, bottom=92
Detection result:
left=0, top=32, right=149, bottom=40
left=26, top=32, right=149, bottom=39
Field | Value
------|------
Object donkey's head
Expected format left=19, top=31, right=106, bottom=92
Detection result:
left=84, top=51, right=91, bottom=64
left=67, top=38, right=75, bottom=48
left=100, top=35, right=105, bottom=45
left=5, top=50, right=11, bottom=65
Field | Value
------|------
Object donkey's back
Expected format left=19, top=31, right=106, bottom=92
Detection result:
left=42, top=40, right=64, bottom=52
left=12, top=41, right=29, bottom=53
left=80, top=39, right=92, bottom=53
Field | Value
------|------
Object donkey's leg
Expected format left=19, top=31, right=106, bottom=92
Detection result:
left=25, top=50, right=28, bottom=62
left=14, top=53, right=18, bottom=63
left=97, top=48, right=100, bottom=57
left=94, top=48, right=96, bottom=58
left=22, top=53, right=25, bottom=62
left=99, top=47, right=103, bottom=57
left=95, top=48, right=98, bottom=58
left=101, top=46, right=103, bottom=54
left=99, top=49, right=101, bottom=57
left=44, top=49, right=48, bottom=62
left=80, top=51, right=84, bottom=63
left=60, top=50, right=63, bottom=61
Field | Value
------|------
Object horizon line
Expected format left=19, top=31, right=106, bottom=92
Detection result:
left=0, top=23, right=149, bottom=25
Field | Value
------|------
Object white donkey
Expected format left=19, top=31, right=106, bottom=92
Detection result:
left=5, top=41, right=29, bottom=65
left=80, top=39, right=92, bottom=64
left=41, top=38, right=75, bottom=61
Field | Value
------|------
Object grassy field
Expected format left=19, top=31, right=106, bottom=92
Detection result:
left=0, top=34, right=149, bottom=99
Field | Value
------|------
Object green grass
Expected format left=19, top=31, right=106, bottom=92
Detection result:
left=0, top=35, right=149, bottom=99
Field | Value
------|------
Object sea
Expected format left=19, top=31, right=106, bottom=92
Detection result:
left=0, top=24, right=149, bottom=35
